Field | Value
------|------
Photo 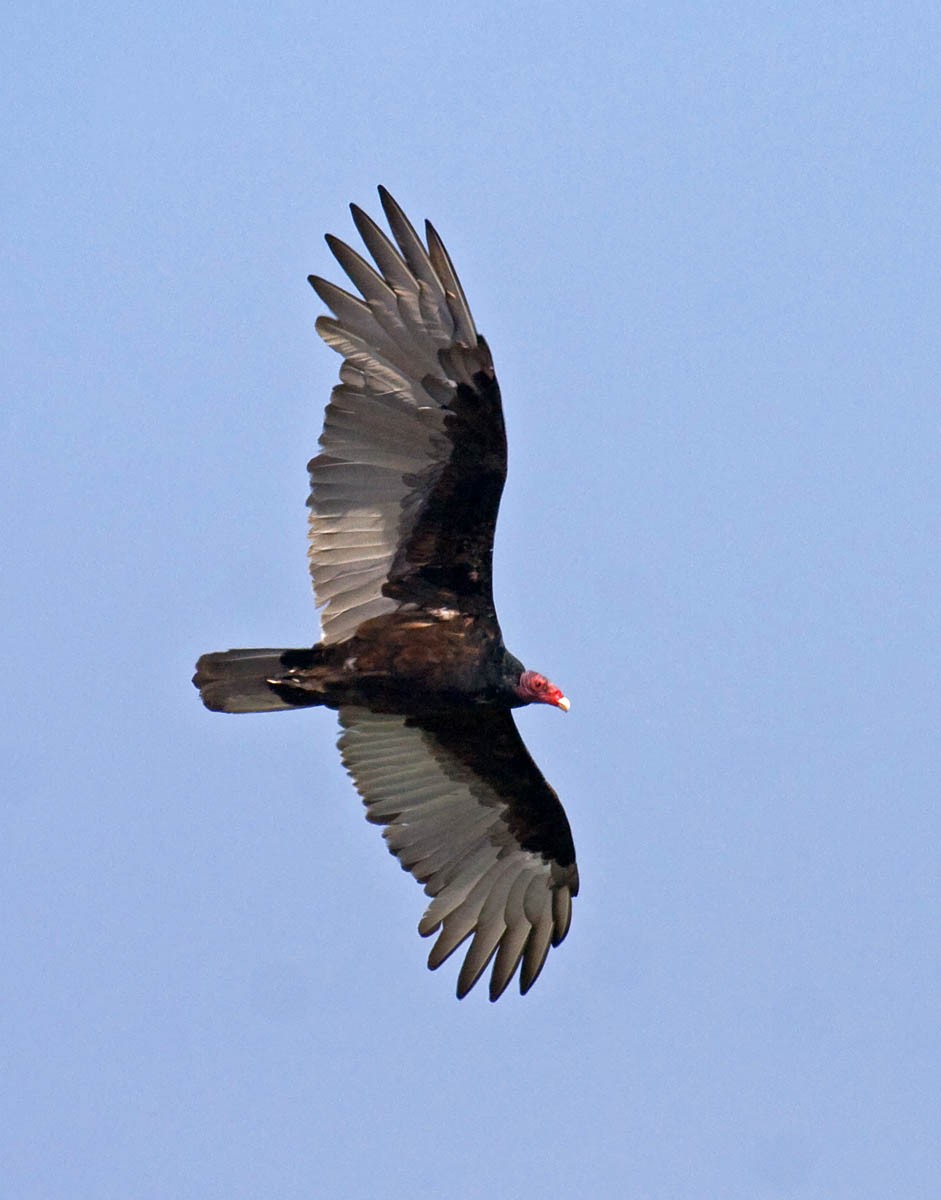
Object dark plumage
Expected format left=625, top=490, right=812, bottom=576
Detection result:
left=194, top=188, right=577, bottom=1000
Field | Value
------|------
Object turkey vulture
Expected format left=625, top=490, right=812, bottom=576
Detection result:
left=194, top=188, right=577, bottom=1000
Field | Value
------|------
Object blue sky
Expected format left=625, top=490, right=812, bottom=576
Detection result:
left=4, top=3, right=939, bottom=1197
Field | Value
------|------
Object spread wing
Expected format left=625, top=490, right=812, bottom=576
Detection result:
left=338, top=706, right=578, bottom=1000
left=308, top=188, right=507, bottom=644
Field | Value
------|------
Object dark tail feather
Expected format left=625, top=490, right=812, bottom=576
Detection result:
left=193, top=648, right=324, bottom=713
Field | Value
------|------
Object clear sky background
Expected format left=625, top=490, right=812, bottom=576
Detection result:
left=3, top=4, right=939, bottom=1197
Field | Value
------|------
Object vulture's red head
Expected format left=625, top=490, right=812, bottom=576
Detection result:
left=517, top=670, right=570, bottom=712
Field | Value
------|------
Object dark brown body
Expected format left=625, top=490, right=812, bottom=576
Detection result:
left=195, top=611, right=523, bottom=717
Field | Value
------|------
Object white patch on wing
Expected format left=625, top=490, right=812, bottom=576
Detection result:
left=337, top=706, right=576, bottom=999
left=307, top=191, right=490, bottom=644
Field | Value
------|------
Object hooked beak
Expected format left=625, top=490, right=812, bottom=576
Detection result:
left=555, top=694, right=571, bottom=713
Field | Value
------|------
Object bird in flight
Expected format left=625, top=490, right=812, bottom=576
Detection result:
left=194, top=188, right=577, bottom=1000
